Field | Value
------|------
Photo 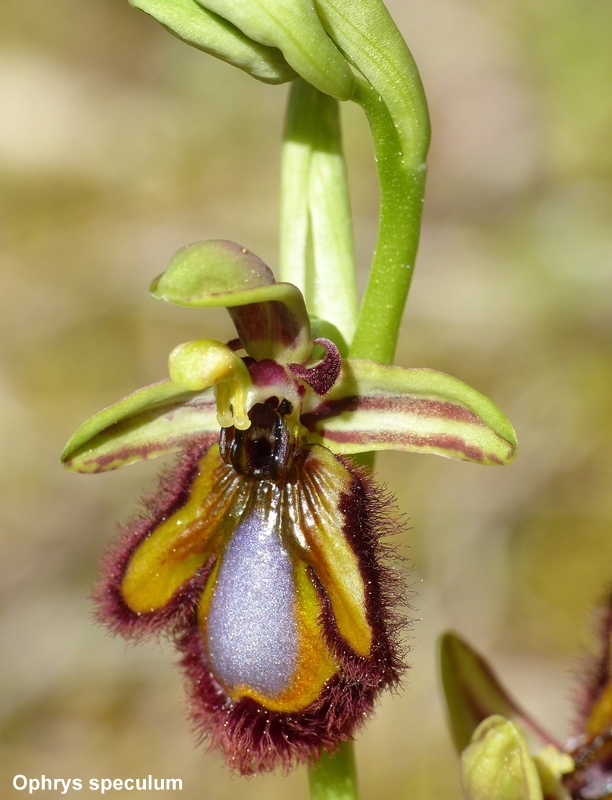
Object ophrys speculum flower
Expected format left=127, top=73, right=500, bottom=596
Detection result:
left=62, top=240, right=517, bottom=774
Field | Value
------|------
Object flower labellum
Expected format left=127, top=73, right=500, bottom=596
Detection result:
left=98, top=413, right=404, bottom=774
left=62, top=241, right=518, bottom=774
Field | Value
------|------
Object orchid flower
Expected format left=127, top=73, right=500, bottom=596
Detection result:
left=62, top=240, right=517, bottom=775
left=440, top=625, right=612, bottom=800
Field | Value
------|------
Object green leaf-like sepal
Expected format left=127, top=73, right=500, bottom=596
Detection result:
left=61, top=380, right=218, bottom=473
left=197, top=0, right=355, bottom=100
left=439, top=632, right=557, bottom=754
left=151, top=240, right=314, bottom=363
left=303, top=361, right=518, bottom=466
left=129, top=0, right=297, bottom=84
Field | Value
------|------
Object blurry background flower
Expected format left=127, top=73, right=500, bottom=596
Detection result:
left=2, top=0, right=612, bottom=798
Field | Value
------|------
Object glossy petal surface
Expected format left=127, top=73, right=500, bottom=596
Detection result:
left=304, top=361, right=518, bottom=465
left=198, top=501, right=337, bottom=712
left=203, top=507, right=301, bottom=697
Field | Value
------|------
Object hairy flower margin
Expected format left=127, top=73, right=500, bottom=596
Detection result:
left=62, top=240, right=517, bottom=775
left=440, top=603, right=612, bottom=800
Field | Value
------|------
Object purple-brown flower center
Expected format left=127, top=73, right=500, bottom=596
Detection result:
left=219, top=397, right=303, bottom=480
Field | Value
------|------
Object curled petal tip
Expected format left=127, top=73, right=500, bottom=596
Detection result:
left=289, top=337, right=342, bottom=396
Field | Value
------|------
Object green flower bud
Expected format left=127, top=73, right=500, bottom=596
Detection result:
left=197, top=0, right=354, bottom=98
left=129, top=0, right=297, bottom=84
left=461, top=716, right=543, bottom=800
left=129, top=0, right=355, bottom=98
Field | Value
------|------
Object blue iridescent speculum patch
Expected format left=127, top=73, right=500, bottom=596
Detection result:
left=62, top=240, right=517, bottom=774
left=204, top=507, right=299, bottom=699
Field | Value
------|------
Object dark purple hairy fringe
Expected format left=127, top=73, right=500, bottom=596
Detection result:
left=560, top=589, right=612, bottom=800
left=92, top=437, right=216, bottom=639
left=572, top=586, right=612, bottom=735
left=176, top=454, right=410, bottom=776
left=288, top=337, right=343, bottom=397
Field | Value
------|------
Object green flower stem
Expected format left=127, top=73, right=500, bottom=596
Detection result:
left=314, top=0, right=430, bottom=364
left=348, top=77, right=428, bottom=364
left=279, top=81, right=311, bottom=292
left=282, top=9, right=429, bottom=797
left=308, top=741, right=359, bottom=800
left=315, top=0, right=429, bottom=157
left=280, top=79, right=359, bottom=344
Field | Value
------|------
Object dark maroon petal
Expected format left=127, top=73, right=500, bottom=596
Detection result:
left=229, top=300, right=309, bottom=363
left=289, top=337, right=343, bottom=396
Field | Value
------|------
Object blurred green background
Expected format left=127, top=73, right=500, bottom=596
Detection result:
left=2, top=0, right=612, bottom=797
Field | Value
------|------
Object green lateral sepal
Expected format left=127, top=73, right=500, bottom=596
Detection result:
left=303, top=361, right=518, bottom=466
left=61, top=380, right=219, bottom=473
